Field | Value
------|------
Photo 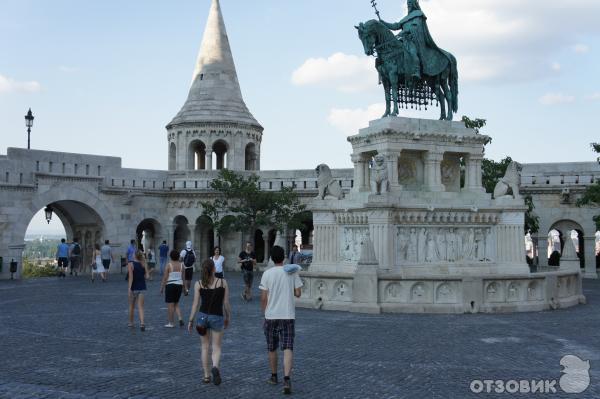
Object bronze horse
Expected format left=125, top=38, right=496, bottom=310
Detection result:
left=356, top=20, right=458, bottom=121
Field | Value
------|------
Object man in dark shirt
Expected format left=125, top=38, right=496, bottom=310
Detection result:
left=238, top=242, right=257, bottom=302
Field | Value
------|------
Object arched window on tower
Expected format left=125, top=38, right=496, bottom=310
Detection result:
left=245, top=143, right=257, bottom=170
left=212, top=140, right=228, bottom=170
left=188, top=140, right=207, bottom=170
left=168, top=142, right=176, bottom=171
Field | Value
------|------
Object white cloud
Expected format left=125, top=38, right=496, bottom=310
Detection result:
left=586, top=92, right=600, bottom=101
left=327, top=104, right=426, bottom=135
left=294, top=1, right=600, bottom=87
left=539, top=93, right=576, bottom=106
left=0, top=74, right=41, bottom=94
left=573, top=44, right=590, bottom=54
left=328, top=104, right=386, bottom=135
left=292, top=52, right=377, bottom=93
left=551, top=62, right=561, bottom=72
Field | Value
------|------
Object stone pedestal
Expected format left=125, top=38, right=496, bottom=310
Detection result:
left=301, top=116, right=584, bottom=314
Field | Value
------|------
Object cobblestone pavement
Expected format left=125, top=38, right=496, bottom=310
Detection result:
left=0, top=273, right=598, bottom=399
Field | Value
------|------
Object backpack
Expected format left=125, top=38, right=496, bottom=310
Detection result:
left=183, top=249, right=196, bottom=267
left=72, top=243, right=81, bottom=256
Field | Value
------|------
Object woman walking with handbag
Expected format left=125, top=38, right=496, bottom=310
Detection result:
left=92, top=243, right=106, bottom=283
left=187, top=259, right=231, bottom=385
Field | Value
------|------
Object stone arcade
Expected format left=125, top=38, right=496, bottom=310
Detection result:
left=0, top=0, right=595, bottom=314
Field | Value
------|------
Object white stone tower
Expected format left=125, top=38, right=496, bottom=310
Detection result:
left=166, top=0, right=263, bottom=172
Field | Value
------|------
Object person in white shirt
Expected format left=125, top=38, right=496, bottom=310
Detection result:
left=259, top=245, right=302, bottom=395
left=211, top=246, right=225, bottom=279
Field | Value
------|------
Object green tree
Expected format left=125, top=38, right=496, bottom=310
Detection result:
left=199, top=170, right=306, bottom=244
left=576, top=143, right=600, bottom=229
left=461, top=116, right=487, bottom=134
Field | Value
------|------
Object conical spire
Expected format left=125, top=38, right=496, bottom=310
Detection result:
left=168, top=0, right=261, bottom=129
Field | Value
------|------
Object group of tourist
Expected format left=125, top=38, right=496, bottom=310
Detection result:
left=125, top=241, right=303, bottom=395
left=55, top=238, right=83, bottom=278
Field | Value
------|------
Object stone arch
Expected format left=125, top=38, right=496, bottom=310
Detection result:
left=173, top=215, right=190, bottom=252
left=195, top=215, right=214, bottom=260
left=169, top=142, right=176, bottom=171
left=188, top=140, right=207, bottom=170
left=245, top=142, right=257, bottom=171
left=549, top=220, right=585, bottom=267
left=212, top=140, right=229, bottom=170
left=136, top=218, right=163, bottom=254
left=14, top=187, right=116, bottom=270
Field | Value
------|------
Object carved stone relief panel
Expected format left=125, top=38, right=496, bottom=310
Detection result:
left=441, top=158, right=460, bottom=192
left=409, top=281, right=433, bottom=303
left=333, top=280, right=352, bottom=302
left=396, top=226, right=494, bottom=265
left=435, top=282, right=458, bottom=304
left=485, top=281, right=505, bottom=303
left=506, top=281, right=521, bottom=302
left=527, top=281, right=543, bottom=301
left=341, top=227, right=369, bottom=263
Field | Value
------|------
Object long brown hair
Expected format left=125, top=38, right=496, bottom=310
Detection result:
left=200, top=259, right=215, bottom=288
left=135, top=249, right=146, bottom=265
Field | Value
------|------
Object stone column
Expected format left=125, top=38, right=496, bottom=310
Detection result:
left=382, top=151, right=401, bottom=191
left=465, top=154, right=485, bottom=192
left=423, top=151, right=444, bottom=192
left=188, top=224, right=197, bottom=252
left=205, top=152, right=213, bottom=171
left=535, top=233, right=549, bottom=268
left=584, top=235, right=598, bottom=278
left=263, top=232, right=268, bottom=264
left=351, top=154, right=363, bottom=192
left=8, top=244, right=26, bottom=279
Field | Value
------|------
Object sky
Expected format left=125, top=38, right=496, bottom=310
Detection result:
left=1, top=0, right=600, bottom=234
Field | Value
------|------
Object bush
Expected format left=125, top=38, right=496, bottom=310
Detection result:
left=22, top=259, right=58, bottom=279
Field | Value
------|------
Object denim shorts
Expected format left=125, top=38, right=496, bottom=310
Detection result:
left=197, top=312, right=224, bottom=332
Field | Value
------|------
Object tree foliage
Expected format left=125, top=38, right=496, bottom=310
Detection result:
left=199, top=170, right=306, bottom=240
left=576, top=143, right=600, bottom=229
left=481, top=156, right=513, bottom=194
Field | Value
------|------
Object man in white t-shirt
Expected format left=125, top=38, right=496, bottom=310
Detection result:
left=260, top=245, right=302, bottom=395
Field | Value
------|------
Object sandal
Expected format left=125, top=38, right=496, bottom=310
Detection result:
left=203, top=376, right=211, bottom=384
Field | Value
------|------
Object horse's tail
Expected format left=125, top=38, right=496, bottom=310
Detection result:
left=449, top=54, right=458, bottom=113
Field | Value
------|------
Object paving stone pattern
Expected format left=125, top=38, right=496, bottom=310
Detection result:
left=0, top=273, right=599, bottom=398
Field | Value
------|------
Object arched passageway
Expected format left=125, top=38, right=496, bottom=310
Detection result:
left=173, top=216, right=190, bottom=252
left=195, top=215, right=214, bottom=259
left=22, top=200, right=108, bottom=274
left=136, top=219, right=163, bottom=255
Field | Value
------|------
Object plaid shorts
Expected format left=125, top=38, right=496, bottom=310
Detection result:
left=263, top=319, right=295, bottom=351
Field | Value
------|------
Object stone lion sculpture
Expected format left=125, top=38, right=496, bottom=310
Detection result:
left=315, top=164, right=344, bottom=200
left=371, top=154, right=389, bottom=195
left=493, top=161, right=522, bottom=199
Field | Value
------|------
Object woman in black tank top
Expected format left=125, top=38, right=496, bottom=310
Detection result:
left=188, top=259, right=231, bottom=385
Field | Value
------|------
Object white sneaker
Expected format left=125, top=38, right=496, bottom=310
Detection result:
left=164, top=323, right=174, bottom=328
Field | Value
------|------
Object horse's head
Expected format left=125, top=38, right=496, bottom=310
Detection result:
left=355, top=20, right=378, bottom=56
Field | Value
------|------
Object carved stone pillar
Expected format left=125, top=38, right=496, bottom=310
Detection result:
left=584, top=236, right=598, bottom=278
left=205, top=152, right=213, bottom=171
left=382, top=151, right=400, bottom=190
left=351, top=154, right=369, bottom=192
left=423, top=151, right=444, bottom=192
left=189, top=224, right=197, bottom=252
left=465, top=154, right=485, bottom=192
left=263, top=233, right=268, bottom=264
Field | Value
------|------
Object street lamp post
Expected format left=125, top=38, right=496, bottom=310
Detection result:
left=24, top=108, right=34, bottom=150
